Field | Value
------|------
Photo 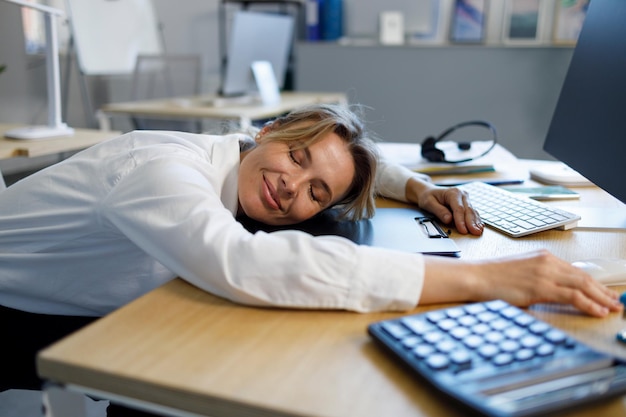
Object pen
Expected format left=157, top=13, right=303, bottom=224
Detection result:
left=436, top=179, right=525, bottom=187
left=616, top=292, right=626, bottom=344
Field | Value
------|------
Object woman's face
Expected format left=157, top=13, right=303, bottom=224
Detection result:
left=238, top=131, right=355, bottom=225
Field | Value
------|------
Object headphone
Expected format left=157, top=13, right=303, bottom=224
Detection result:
left=420, top=120, right=498, bottom=164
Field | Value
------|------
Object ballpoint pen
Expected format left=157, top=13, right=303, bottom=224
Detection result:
left=616, top=292, right=626, bottom=343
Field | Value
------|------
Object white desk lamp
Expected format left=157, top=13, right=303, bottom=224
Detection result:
left=2, top=0, right=74, bottom=139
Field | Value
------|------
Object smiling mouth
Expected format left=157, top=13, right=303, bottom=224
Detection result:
left=263, top=175, right=282, bottom=211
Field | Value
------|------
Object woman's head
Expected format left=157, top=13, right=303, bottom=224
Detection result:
left=238, top=104, right=378, bottom=226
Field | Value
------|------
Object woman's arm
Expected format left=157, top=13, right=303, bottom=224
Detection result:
left=420, top=249, right=623, bottom=318
left=376, top=159, right=484, bottom=235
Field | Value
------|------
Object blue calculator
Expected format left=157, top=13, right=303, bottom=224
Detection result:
left=368, top=300, right=626, bottom=417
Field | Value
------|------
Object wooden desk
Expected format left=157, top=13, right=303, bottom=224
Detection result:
left=1, top=124, right=120, bottom=159
left=38, top=177, right=626, bottom=417
left=97, top=91, right=348, bottom=131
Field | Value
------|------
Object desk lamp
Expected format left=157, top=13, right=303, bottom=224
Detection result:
left=1, top=0, right=74, bottom=139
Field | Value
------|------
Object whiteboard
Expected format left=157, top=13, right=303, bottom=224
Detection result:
left=65, top=0, right=162, bottom=75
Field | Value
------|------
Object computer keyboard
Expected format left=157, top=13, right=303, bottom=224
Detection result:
left=368, top=300, right=626, bottom=417
left=458, top=181, right=580, bottom=237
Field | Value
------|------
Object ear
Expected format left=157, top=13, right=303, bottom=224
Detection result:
left=255, top=120, right=279, bottom=143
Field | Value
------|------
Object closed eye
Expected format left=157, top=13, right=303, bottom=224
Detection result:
left=289, top=147, right=332, bottom=206
left=288, top=150, right=297, bottom=164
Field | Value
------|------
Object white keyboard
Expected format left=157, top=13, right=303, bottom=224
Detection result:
left=458, top=181, right=580, bottom=237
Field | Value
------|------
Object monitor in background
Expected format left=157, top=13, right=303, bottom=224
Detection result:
left=220, top=11, right=294, bottom=97
left=542, top=0, right=626, bottom=229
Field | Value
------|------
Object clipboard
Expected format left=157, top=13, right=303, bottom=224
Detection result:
left=238, top=207, right=460, bottom=257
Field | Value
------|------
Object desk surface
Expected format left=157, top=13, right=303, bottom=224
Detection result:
left=0, top=124, right=120, bottom=159
left=99, top=91, right=347, bottom=121
left=38, top=172, right=626, bottom=417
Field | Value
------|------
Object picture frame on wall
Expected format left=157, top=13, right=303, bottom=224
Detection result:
left=449, top=0, right=488, bottom=43
left=502, top=0, right=550, bottom=45
left=553, top=0, right=590, bottom=45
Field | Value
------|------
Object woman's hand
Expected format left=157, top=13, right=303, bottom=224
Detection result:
left=405, top=177, right=484, bottom=235
left=420, top=249, right=623, bottom=318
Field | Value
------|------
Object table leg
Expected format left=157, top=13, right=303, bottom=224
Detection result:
left=96, top=110, right=112, bottom=131
left=42, top=383, right=87, bottom=417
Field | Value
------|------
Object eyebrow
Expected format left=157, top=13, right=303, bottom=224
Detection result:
left=303, top=146, right=333, bottom=202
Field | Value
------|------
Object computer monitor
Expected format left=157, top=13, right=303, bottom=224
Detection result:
left=220, top=11, right=294, bottom=97
left=543, top=0, right=626, bottom=229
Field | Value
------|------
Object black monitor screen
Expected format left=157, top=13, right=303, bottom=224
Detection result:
left=543, top=0, right=626, bottom=205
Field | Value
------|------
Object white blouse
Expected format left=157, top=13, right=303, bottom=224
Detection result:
left=0, top=131, right=426, bottom=316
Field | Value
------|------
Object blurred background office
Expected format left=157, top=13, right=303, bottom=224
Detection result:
left=0, top=0, right=581, bottom=180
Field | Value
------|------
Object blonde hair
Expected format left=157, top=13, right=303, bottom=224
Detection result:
left=255, top=104, right=379, bottom=221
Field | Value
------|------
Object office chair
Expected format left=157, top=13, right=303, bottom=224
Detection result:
left=130, top=54, right=203, bottom=132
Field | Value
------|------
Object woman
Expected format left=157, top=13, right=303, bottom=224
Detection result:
left=0, top=104, right=620, bottom=415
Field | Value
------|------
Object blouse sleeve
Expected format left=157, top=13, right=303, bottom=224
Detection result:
left=99, top=157, right=425, bottom=313
left=375, top=158, right=431, bottom=202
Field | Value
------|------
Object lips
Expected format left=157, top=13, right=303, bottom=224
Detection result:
left=263, top=175, right=281, bottom=211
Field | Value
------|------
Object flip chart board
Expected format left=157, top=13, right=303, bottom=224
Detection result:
left=65, top=0, right=162, bottom=75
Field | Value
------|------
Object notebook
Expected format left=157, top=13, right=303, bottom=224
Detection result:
left=238, top=207, right=461, bottom=257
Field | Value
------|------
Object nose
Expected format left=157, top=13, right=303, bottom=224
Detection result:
left=279, top=174, right=300, bottom=199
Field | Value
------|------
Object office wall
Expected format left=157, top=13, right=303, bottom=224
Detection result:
left=296, top=44, right=573, bottom=160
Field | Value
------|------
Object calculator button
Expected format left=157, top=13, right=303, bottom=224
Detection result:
left=490, top=318, right=512, bottom=331
left=520, top=335, right=542, bottom=349
left=485, top=300, right=508, bottom=311
left=465, top=303, right=487, bottom=315
left=477, top=311, right=499, bottom=323
left=493, top=353, right=514, bottom=366
left=514, top=314, right=535, bottom=327
left=515, top=349, right=535, bottom=362
left=529, top=322, right=551, bottom=335
left=450, top=327, right=472, bottom=340
left=500, top=306, right=523, bottom=319
left=478, top=344, right=500, bottom=359
left=484, top=331, right=505, bottom=344
left=381, top=321, right=411, bottom=339
left=499, top=340, right=520, bottom=352
left=436, top=340, right=458, bottom=353
left=438, top=318, right=459, bottom=331
left=545, top=329, right=567, bottom=345
left=463, top=335, right=484, bottom=349
left=446, top=307, right=466, bottom=318
left=472, top=323, right=491, bottom=335
left=413, top=344, right=436, bottom=359
left=458, top=315, right=479, bottom=327
left=426, top=311, right=448, bottom=323
left=504, top=326, right=526, bottom=340
left=401, top=336, right=422, bottom=349
left=426, top=353, right=450, bottom=370
left=423, top=331, right=445, bottom=344
left=536, top=343, right=556, bottom=357
left=449, top=350, right=472, bottom=368
left=401, top=317, right=433, bottom=335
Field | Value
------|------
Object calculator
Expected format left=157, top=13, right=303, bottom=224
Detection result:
left=368, top=300, right=626, bottom=417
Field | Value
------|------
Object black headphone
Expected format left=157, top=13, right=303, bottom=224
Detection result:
left=421, top=120, right=498, bottom=164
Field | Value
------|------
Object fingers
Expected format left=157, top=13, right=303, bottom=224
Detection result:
left=444, top=187, right=484, bottom=235
left=543, top=257, right=622, bottom=317
left=552, top=268, right=622, bottom=317
left=479, top=250, right=623, bottom=318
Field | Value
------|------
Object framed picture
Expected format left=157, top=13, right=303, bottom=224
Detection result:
left=553, top=0, right=590, bottom=45
left=449, top=0, right=488, bottom=43
left=502, top=0, right=550, bottom=45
